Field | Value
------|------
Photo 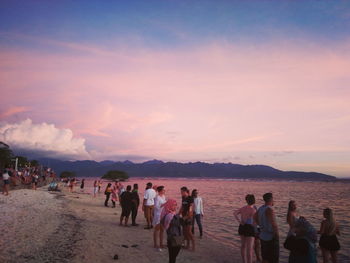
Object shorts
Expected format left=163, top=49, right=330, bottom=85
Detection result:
left=144, top=205, right=154, bottom=219
left=319, top=235, right=340, bottom=251
left=181, top=218, right=193, bottom=226
left=238, top=224, right=255, bottom=237
left=122, top=207, right=131, bottom=217
left=261, top=238, right=279, bottom=263
left=3, top=179, right=10, bottom=185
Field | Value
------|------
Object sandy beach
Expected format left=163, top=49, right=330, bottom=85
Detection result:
left=0, top=184, right=239, bottom=263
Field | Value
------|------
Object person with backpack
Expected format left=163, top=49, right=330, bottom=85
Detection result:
left=284, top=217, right=317, bottom=263
left=161, top=199, right=183, bottom=263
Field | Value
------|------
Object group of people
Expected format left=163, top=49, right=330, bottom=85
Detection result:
left=2, top=166, right=55, bottom=195
left=62, top=179, right=342, bottom=263
left=234, top=193, right=341, bottom=263
left=99, top=181, right=203, bottom=263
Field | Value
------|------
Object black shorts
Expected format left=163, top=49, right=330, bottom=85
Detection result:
left=121, top=207, right=131, bottom=217
left=319, top=235, right=340, bottom=251
left=3, top=179, right=10, bottom=185
left=261, top=238, right=279, bottom=263
left=238, top=224, right=255, bottom=237
left=181, top=218, right=193, bottom=226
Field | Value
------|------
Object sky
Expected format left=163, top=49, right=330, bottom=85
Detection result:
left=0, top=1, right=349, bottom=177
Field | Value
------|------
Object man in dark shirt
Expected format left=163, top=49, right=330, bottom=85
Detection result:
left=131, top=183, right=140, bottom=226
left=179, top=186, right=195, bottom=251
left=120, top=185, right=133, bottom=226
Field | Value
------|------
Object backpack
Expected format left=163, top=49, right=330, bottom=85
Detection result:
left=166, top=215, right=183, bottom=247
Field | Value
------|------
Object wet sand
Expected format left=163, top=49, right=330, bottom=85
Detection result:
left=0, top=184, right=239, bottom=263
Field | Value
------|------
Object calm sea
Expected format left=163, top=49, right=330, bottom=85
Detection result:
left=83, top=178, right=350, bottom=262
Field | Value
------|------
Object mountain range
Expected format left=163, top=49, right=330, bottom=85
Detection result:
left=38, top=158, right=336, bottom=181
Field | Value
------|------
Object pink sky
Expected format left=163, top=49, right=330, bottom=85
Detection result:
left=0, top=38, right=349, bottom=176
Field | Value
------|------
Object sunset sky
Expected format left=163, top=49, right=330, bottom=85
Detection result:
left=0, top=1, right=349, bottom=177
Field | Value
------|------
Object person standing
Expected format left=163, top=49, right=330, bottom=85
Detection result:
left=284, top=217, right=317, bottom=263
left=120, top=185, right=133, bottom=226
left=131, top=183, right=140, bottom=226
left=234, top=194, right=257, bottom=263
left=319, top=208, right=340, bottom=263
left=80, top=179, right=85, bottom=193
left=191, top=189, right=204, bottom=238
left=98, top=180, right=102, bottom=193
left=93, top=180, right=98, bottom=197
left=179, top=186, right=195, bottom=251
left=104, top=183, right=112, bottom=207
left=254, top=193, right=279, bottom=263
left=153, top=186, right=167, bottom=251
left=32, top=172, right=39, bottom=190
left=286, top=200, right=298, bottom=236
left=161, top=199, right=183, bottom=263
left=111, top=181, right=118, bottom=208
left=143, top=182, right=157, bottom=229
left=2, top=169, right=10, bottom=196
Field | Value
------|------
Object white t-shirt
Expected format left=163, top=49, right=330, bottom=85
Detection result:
left=153, top=195, right=167, bottom=225
left=144, top=188, right=157, bottom=206
left=2, top=172, right=10, bottom=180
left=194, top=197, right=204, bottom=215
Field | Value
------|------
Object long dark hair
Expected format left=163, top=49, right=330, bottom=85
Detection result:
left=191, top=189, right=198, bottom=198
left=287, top=200, right=296, bottom=223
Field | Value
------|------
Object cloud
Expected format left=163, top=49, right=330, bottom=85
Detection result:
left=0, top=106, right=29, bottom=119
left=0, top=119, right=90, bottom=160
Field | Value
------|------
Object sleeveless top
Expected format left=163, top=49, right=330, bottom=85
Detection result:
left=258, top=205, right=274, bottom=241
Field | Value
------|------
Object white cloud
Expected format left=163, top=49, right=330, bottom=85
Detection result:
left=0, top=119, right=90, bottom=160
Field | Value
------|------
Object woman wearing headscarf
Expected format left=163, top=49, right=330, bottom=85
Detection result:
left=161, top=199, right=183, bottom=263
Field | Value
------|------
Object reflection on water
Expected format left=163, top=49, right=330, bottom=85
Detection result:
left=84, top=178, right=350, bottom=262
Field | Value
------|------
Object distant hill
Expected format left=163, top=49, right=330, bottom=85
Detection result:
left=38, top=158, right=336, bottom=181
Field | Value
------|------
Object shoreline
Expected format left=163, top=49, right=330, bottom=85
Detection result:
left=0, top=184, right=240, bottom=263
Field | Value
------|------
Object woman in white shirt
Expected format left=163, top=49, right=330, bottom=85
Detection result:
left=191, top=189, right=204, bottom=238
left=153, top=186, right=167, bottom=251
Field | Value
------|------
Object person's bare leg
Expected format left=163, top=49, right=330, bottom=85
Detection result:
left=240, top=236, right=246, bottom=263
left=254, top=238, right=262, bottom=262
left=321, top=248, right=329, bottom=263
left=120, top=215, right=124, bottom=226
left=153, top=224, right=159, bottom=248
left=150, top=207, right=154, bottom=228
left=246, top=237, right=254, bottom=263
left=183, top=227, right=189, bottom=249
left=160, top=225, right=164, bottom=248
left=186, top=226, right=195, bottom=251
left=146, top=208, right=151, bottom=228
left=124, top=216, right=129, bottom=226
left=330, top=251, right=338, bottom=263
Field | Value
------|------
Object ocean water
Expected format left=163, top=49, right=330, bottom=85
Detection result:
left=83, top=178, right=350, bottom=262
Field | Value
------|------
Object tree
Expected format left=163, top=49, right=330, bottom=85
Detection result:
left=0, top=141, right=13, bottom=170
left=16, top=156, right=29, bottom=168
left=30, top=160, right=39, bottom=167
left=60, top=171, right=76, bottom=178
left=102, top=170, right=129, bottom=181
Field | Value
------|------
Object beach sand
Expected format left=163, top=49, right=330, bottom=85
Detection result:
left=0, top=185, right=240, bottom=263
